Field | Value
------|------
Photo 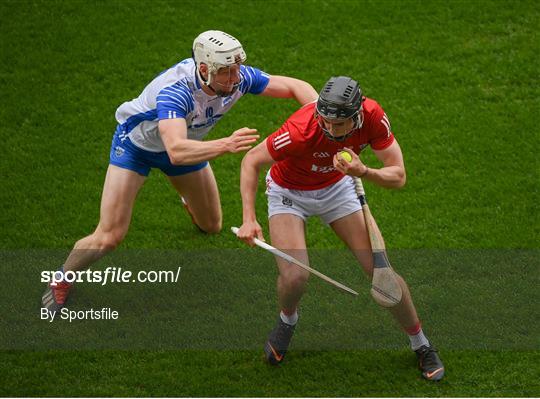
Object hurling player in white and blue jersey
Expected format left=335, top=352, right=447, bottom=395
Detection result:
left=42, top=31, right=318, bottom=312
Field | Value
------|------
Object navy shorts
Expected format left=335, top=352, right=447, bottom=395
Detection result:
left=109, top=127, right=207, bottom=177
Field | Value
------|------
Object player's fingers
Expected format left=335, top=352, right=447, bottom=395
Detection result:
left=236, top=135, right=259, bottom=143
left=246, top=230, right=260, bottom=247
left=333, top=160, right=344, bottom=172
left=335, top=152, right=347, bottom=164
left=334, top=161, right=346, bottom=174
left=234, top=137, right=259, bottom=147
left=237, top=229, right=254, bottom=247
left=337, top=156, right=347, bottom=167
left=343, top=147, right=356, bottom=158
left=235, top=145, right=253, bottom=153
left=236, top=128, right=258, bottom=136
left=241, top=237, right=254, bottom=247
left=243, top=236, right=255, bottom=247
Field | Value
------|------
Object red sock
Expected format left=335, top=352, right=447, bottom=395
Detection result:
left=405, top=321, right=422, bottom=336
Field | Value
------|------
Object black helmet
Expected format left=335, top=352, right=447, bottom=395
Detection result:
left=316, top=76, right=364, bottom=141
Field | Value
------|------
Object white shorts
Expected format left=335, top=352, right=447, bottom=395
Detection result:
left=265, top=172, right=362, bottom=224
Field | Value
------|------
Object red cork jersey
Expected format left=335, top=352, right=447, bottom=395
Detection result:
left=266, top=98, right=394, bottom=190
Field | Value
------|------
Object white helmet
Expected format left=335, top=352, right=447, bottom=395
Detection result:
left=193, top=30, right=247, bottom=87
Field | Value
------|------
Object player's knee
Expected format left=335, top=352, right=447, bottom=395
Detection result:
left=199, top=218, right=222, bottom=234
left=283, top=270, right=309, bottom=291
left=96, top=230, right=126, bottom=251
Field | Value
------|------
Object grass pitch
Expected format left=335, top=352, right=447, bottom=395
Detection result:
left=0, top=0, right=538, bottom=396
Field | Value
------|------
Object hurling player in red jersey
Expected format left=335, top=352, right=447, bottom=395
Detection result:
left=237, top=77, right=444, bottom=381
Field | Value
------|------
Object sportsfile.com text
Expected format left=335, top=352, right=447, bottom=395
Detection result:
left=41, top=267, right=182, bottom=286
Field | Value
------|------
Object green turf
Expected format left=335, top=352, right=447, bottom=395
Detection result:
left=1, top=0, right=538, bottom=396
left=2, top=350, right=539, bottom=397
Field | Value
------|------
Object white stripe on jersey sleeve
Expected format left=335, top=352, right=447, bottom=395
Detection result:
left=274, top=136, right=291, bottom=146
left=380, top=113, right=391, bottom=136
left=275, top=131, right=290, bottom=140
left=274, top=139, right=292, bottom=150
left=272, top=131, right=292, bottom=150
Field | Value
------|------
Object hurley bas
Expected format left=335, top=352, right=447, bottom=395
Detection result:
left=41, top=307, right=119, bottom=322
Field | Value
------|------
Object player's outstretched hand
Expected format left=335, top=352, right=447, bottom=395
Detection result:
left=237, top=220, right=265, bottom=247
left=226, top=127, right=259, bottom=153
left=333, top=147, right=368, bottom=177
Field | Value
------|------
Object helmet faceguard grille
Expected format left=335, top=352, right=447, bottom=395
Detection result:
left=316, top=76, right=364, bottom=141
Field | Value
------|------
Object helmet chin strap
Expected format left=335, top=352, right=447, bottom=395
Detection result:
left=196, top=66, right=217, bottom=93
left=317, top=111, right=363, bottom=142
left=323, top=129, right=354, bottom=142
left=196, top=64, right=239, bottom=97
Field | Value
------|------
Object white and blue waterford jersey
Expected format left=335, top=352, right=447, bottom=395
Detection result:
left=115, top=58, right=270, bottom=152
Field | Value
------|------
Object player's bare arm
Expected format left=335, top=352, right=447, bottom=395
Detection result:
left=159, top=118, right=259, bottom=165
left=261, top=75, right=318, bottom=105
left=333, top=140, right=406, bottom=189
left=237, top=140, right=275, bottom=245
